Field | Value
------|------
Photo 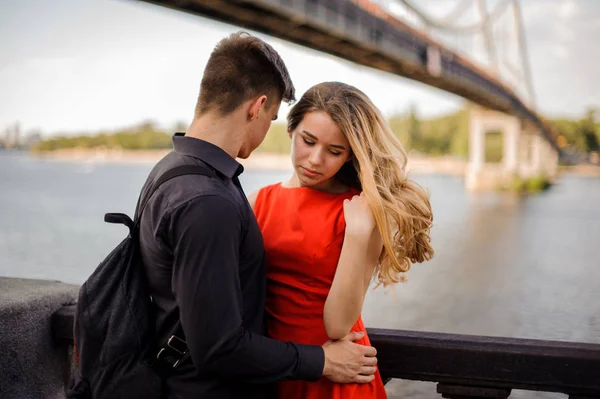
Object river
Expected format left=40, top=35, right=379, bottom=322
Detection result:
left=1, top=151, right=599, bottom=398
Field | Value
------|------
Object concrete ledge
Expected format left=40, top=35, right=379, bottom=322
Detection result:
left=0, top=277, right=78, bottom=399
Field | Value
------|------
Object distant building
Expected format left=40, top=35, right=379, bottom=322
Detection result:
left=23, top=131, right=42, bottom=149
left=0, top=123, right=42, bottom=150
left=2, top=126, right=12, bottom=149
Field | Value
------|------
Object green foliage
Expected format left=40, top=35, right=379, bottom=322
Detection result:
left=408, top=104, right=420, bottom=150
left=484, top=131, right=503, bottom=163
left=32, top=122, right=173, bottom=152
left=547, top=107, right=600, bottom=154
left=32, top=108, right=476, bottom=157
left=31, top=107, right=600, bottom=160
left=507, top=175, right=551, bottom=194
left=255, top=123, right=292, bottom=153
left=526, top=176, right=551, bottom=192
left=390, top=106, right=469, bottom=158
left=509, top=176, right=527, bottom=192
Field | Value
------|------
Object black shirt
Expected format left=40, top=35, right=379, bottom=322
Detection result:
left=138, top=133, right=324, bottom=399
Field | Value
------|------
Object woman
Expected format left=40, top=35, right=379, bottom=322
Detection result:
left=248, top=82, right=434, bottom=398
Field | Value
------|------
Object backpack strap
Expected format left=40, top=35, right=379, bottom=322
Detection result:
left=135, top=164, right=215, bottom=230
left=103, top=163, right=214, bottom=375
left=105, top=164, right=215, bottom=232
left=141, top=164, right=214, bottom=374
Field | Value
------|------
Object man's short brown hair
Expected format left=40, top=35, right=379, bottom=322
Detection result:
left=195, top=32, right=295, bottom=117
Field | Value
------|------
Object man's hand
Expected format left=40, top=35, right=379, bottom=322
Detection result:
left=321, top=331, right=378, bottom=383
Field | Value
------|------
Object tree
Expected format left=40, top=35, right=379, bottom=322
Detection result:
left=408, top=104, right=420, bottom=151
left=174, top=120, right=188, bottom=133
left=580, top=108, right=599, bottom=153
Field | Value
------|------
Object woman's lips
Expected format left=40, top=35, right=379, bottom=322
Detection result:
left=301, top=166, right=320, bottom=177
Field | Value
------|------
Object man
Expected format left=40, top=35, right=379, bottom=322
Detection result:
left=138, top=32, right=378, bottom=399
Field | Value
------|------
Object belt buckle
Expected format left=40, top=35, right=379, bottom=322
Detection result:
left=156, top=335, right=188, bottom=369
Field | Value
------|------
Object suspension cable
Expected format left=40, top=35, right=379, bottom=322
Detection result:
left=394, top=0, right=513, bottom=34
left=440, top=0, right=474, bottom=24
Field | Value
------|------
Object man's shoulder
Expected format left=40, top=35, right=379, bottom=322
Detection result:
left=159, top=173, right=234, bottom=214
left=144, top=153, right=237, bottom=216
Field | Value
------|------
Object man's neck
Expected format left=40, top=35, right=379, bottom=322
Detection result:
left=185, top=111, right=245, bottom=159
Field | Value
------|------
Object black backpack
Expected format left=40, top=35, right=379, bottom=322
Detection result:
left=68, top=164, right=213, bottom=399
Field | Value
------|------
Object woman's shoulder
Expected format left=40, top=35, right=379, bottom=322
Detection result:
left=248, top=182, right=282, bottom=210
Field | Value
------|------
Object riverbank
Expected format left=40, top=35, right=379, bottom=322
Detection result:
left=562, top=163, right=600, bottom=176
left=31, top=147, right=469, bottom=175
left=32, top=147, right=172, bottom=165
left=29, top=147, right=600, bottom=176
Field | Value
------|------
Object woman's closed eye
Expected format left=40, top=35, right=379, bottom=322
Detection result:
left=302, top=138, right=342, bottom=156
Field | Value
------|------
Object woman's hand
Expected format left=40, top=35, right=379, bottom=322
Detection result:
left=343, top=192, right=376, bottom=238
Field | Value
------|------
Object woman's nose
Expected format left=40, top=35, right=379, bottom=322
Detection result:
left=308, top=149, right=323, bottom=166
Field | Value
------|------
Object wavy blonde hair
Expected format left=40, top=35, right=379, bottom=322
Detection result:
left=287, top=82, right=434, bottom=286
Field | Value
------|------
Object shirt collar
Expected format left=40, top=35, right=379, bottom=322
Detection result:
left=172, top=132, right=243, bottom=179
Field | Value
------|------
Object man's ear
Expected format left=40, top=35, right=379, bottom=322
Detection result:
left=248, top=95, right=268, bottom=121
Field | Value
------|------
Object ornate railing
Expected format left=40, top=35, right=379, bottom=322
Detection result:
left=367, top=328, right=600, bottom=398
left=52, top=304, right=600, bottom=398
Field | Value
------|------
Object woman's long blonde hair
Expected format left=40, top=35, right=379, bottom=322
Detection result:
left=287, top=82, right=434, bottom=286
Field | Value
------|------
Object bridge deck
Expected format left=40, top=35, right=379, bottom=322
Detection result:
left=137, top=0, right=559, bottom=150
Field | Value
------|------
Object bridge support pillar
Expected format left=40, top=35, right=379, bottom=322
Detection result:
left=466, top=107, right=521, bottom=191
left=541, top=138, right=560, bottom=178
left=519, top=131, right=559, bottom=179
left=531, top=133, right=543, bottom=173
left=467, top=107, right=560, bottom=191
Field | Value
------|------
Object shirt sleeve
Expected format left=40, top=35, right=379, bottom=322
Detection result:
left=168, top=195, right=324, bottom=383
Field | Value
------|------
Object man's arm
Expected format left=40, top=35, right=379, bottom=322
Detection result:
left=168, top=195, right=323, bottom=383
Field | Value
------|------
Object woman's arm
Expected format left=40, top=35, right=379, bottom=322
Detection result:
left=323, top=193, right=383, bottom=340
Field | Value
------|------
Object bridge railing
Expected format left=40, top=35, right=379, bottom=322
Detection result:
left=52, top=304, right=600, bottom=398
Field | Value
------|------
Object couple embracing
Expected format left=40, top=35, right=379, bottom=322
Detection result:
left=138, top=32, right=434, bottom=399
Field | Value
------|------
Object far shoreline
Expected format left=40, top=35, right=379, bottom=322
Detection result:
left=30, top=147, right=468, bottom=175
left=28, top=147, right=600, bottom=177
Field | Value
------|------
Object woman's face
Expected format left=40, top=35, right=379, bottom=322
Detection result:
left=289, top=111, right=352, bottom=189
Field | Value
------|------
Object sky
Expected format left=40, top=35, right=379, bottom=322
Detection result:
left=1, top=0, right=599, bottom=137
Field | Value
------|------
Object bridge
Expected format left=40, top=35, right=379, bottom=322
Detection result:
left=138, top=0, right=561, bottom=190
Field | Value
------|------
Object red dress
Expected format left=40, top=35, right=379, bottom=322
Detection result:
left=254, top=183, right=387, bottom=399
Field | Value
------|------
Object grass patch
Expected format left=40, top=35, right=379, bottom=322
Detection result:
left=504, top=175, right=552, bottom=194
